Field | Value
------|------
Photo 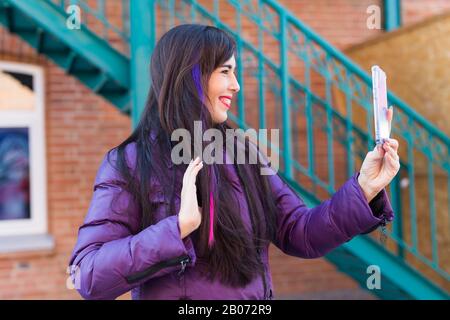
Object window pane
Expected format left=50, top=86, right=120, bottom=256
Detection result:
left=0, top=128, right=30, bottom=220
left=0, top=70, right=35, bottom=111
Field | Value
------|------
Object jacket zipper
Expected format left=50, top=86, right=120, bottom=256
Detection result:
left=178, top=256, right=190, bottom=299
left=178, top=257, right=189, bottom=276
left=126, top=255, right=190, bottom=284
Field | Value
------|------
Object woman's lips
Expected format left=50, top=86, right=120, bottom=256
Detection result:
left=219, top=96, right=231, bottom=109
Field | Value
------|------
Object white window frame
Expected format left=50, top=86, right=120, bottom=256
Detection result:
left=0, top=61, right=48, bottom=236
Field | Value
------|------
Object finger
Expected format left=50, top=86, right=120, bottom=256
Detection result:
left=390, top=149, right=399, bottom=162
left=188, top=161, right=203, bottom=184
left=375, top=144, right=385, bottom=158
left=387, top=106, right=393, bottom=122
left=388, top=150, right=399, bottom=163
left=192, top=160, right=203, bottom=175
left=382, top=144, right=392, bottom=159
left=185, top=156, right=200, bottom=175
left=183, top=157, right=199, bottom=185
left=384, top=147, right=398, bottom=162
left=387, top=106, right=393, bottom=136
left=183, top=159, right=194, bottom=180
left=386, top=138, right=399, bottom=152
left=385, top=152, right=400, bottom=171
left=384, top=145, right=399, bottom=161
left=187, top=159, right=203, bottom=184
left=385, top=143, right=398, bottom=157
left=384, top=153, right=396, bottom=169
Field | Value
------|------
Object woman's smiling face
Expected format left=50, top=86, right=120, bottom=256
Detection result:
left=206, top=55, right=240, bottom=124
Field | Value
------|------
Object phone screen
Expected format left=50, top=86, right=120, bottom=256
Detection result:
left=371, top=65, right=390, bottom=145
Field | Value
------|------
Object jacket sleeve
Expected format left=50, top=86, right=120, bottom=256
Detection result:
left=268, top=170, right=394, bottom=258
left=68, top=148, right=196, bottom=300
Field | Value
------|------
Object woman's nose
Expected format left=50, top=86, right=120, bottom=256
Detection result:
left=229, top=75, right=240, bottom=93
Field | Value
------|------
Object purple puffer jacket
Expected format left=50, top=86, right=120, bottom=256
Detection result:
left=69, top=137, right=394, bottom=300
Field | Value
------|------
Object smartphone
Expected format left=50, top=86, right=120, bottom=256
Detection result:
left=371, top=65, right=390, bottom=145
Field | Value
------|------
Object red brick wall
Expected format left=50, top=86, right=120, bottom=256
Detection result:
left=0, top=28, right=131, bottom=299
left=0, top=0, right=448, bottom=300
left=279, top=0, right=384, bottom=49
left=402, top=0, right=450, bottom=26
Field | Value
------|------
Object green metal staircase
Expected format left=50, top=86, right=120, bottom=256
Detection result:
left=0, top=0, right=130, bottom=112
left=1, top=0, right=448, bottom=299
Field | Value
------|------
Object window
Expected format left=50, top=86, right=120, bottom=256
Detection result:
left=0, top=61, right=48, bottom=237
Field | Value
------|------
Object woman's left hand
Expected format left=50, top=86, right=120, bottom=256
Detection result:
left=358, top=107, right=400, bottom=202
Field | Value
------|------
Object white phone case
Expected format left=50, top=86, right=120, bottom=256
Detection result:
left=371, top=65, right=390, bottom=145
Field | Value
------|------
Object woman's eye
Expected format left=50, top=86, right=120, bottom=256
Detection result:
left=221, top=69, right=237, bottom=76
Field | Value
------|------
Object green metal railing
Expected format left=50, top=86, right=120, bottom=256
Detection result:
left=39, top=0, right=449, bottom=293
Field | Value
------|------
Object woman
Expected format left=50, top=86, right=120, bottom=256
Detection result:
left=69, top=24, right=400, bottom=300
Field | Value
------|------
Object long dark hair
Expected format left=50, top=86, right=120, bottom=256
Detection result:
left=108, top=24, right=278, bottom=287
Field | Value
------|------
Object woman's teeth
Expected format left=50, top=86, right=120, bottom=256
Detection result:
left=219, top=97, right=231, bottom=108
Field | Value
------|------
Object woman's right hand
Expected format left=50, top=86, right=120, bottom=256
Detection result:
left=178, top=156, right=203, bottom=239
